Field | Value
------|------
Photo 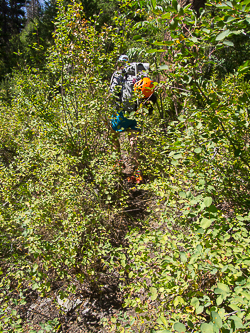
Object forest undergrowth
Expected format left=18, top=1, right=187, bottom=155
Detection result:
left=1, top=0, right=250, bottom=332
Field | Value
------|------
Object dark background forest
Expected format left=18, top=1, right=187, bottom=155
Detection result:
left=1, top=0, right=250, bottom=332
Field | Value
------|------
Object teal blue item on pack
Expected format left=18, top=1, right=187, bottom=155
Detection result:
left=111, top=111, right=140, bottom=132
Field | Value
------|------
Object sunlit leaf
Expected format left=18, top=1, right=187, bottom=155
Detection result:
left=159, top=64, right=169, bottom=70
left=162, top=13, right=171, bottom=19
left=238, top=60, right=250, bottom=73
left=174, top=322, right=186, bottom=332
left=223, top=40, right=234, bottom=46
left=217, top=283, right=230, bottom=293
left=180, top=252, right=187, bottom=263
left=229, top=315, right=244, bottom=329
left=216, top=29, right=231, bottom=41
left=211, top=311, right=222, bottom=328
left=191, top=297, right=199, bottom=307
left=150, top=287, right=158, bottom=301
left=201, top=218, right=212, bottom=229
left=194, top=148, right=201, bottom=153
left=200, top=323, right=214, bottom=333
left=204, top=197, right=213, bottom=207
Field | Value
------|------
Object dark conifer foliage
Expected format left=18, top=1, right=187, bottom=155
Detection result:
left=0, top=0, right=25, bottom=41
left=18, top=0, right=57, bottom=69
left=0, top=0, right=25, bottom=78
left=0, top=0, right=121, bottom=80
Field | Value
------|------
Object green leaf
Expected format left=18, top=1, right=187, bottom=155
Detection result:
left=201, top=218, right=212, bottom=229
left=216, top=2, right=231, bottom=8
left=154, top=41, right=174, bottom=46
left=190, top=37, right=198, bottom=43
left=211, top=311, right=222, bottom=328
left=162, top=13, right=171, bottom=19
left=216, top=294, right=224, bottom=306
left=229, top=315, right=244, bottom=329
left=217, top=283, right=230, bottom=293
left=213, top=325, right=219, bottom=333
left=179, top=191, right=186, bottom=198
left=159, top=65, right=169, bottom=70
left=196, top=305, right=204, bottom=314
left=172, top=153, right=182, bottom=159
left=226, top=16, right=236, bottom=22
left=174, top=322, right=186, bottom=332
left=151, top=0, right=156, bottom=9
left=158, top=315, right=168, bottom=327
left=147, top=49, right=157, bottom=53
left=169, top=19, right=178, bottom=30
left=228, top=303, right=241, bottom=311
left=173, top=296, right=185, bottom=307
left=225, top=1, right=233, bottom=7
left=172, top=0, right=178, bottom=10
left=150, top=287, right=158, bottom=301
left=231, top=30, right=244, bottom=36
left=246, top=16, right=250, bottom=24
left=216, top=29, right=231, bottom=41
left=191, top=297, right=199, bottom=307
left=204, top=197, right=213, bottom=207
left=121, top=259, right=126, bottom=267
left=241, top=291, right=250, bottom=300
left=202, top=27, right=210, bottom=33
left=33, top=263, right=39, bottom=272
left=194, top=148, right=201, bottom=153
left=147, top=49, right=165, bottom=53
left=133, top=35, right=142, bottom=40
left=180, top=252, right=187, bottom=263
left=207, top=204, right=217, bottom=213
left=223, top=40, right=234, bottom=46
left=214, top=288, right=228, bottom=295
left=32, top=283, right=39, bottom=290
left=200, top=323, right=214, bottom=333
left=238, top=60, right=250, bottom=73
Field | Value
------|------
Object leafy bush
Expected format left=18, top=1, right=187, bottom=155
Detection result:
left=1, top=0, right=250, bottom=332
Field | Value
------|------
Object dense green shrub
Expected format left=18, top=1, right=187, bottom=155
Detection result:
left=1, top=0, right=250, bottom=332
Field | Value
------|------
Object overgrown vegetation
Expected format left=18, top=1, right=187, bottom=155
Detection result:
left=1, top=0, right=250, bottom=332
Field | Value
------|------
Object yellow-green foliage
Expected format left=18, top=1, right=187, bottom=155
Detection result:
left=1, top=0, right=250, bottom=332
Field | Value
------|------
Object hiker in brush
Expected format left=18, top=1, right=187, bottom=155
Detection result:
left=109, top=54, right=157, bottom=184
